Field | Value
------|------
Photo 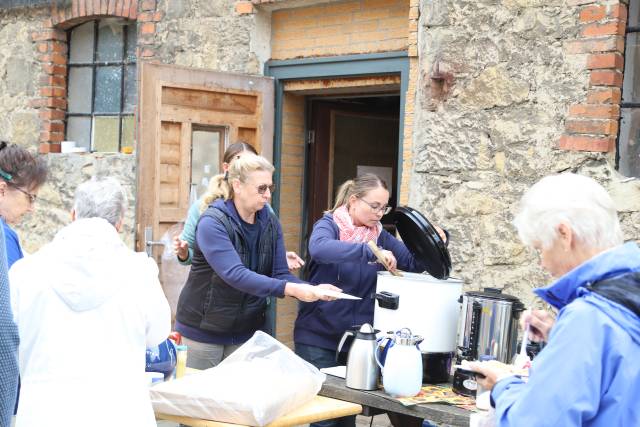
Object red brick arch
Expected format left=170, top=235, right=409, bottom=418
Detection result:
left=31, top=0, right=161, bottom=153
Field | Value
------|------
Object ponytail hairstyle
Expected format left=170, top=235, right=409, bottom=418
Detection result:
left=328, top=173, right=388, bottom=213
left=0, top=141, right=48, bottom=190
left=201, top=153, right=274, bottom=210
left=200, top=141, right=259, bottom=213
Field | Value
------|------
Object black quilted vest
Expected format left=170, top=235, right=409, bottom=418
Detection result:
left=176, top=205, right=278, bottom=334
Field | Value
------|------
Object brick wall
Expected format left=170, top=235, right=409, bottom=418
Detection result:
left=275, top=92, right=306, bottom=347
left=270, top=0, right=409, bottom=60
left=560, top=1, right=627, bottom=152
left=31, top=0, right=162, bottom=153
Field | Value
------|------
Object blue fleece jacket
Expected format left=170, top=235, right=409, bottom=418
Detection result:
left=196, top=199, right=303, bottom=299
left=2, top=219, right=23, bottom=269
left=294, top=213, right=426, bottom=351
left=491, top=242, right=640, bottom=426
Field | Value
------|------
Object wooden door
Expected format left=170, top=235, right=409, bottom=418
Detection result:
left=305, top=99, right=399, bottom=246
left=136, top=63, right=274, bottom=255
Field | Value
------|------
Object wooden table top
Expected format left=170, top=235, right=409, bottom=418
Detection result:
left=155, top=394, right=362, bottom=427
left=319, top=375, right=472, bottom=426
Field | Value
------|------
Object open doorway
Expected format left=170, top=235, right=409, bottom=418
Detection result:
left=304, top=94, right=401, bottom=256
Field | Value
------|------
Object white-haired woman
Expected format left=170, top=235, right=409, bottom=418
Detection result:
left=175, top=154, right=340, bottom=368
left=469, top=173, right=640, bottom=426
left=9, top=177, right=170, bottom=427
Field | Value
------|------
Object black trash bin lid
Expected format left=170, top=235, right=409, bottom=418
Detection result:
left=393, top=206, right=451, bottom=280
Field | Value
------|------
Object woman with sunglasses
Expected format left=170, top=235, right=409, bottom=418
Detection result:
left=175, top=153, right=341, bottom=368
left=173, top=141, right=304, bottom=270
left=0, top=142, right=48, bottom=268
left=294, top=173, right=446, bottom=427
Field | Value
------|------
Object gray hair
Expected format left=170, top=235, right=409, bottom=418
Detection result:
left=73, top=177, right=127, bottom=227
left=513, top=173, right=623, bottom=251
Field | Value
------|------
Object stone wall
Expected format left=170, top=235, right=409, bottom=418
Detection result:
left=0, top=7, right=137, bottom=251
left=19, top=153, right=137, bottom=254
left=411, top=0, right=640, bottom=306
left=0, top=7, right=46, bottom=151
left=152, top=0, right=262, bottom=74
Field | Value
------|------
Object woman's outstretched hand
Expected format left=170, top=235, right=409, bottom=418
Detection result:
left=284, top=283, right=342, bottom=302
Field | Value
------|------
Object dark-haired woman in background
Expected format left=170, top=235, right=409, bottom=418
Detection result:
left=0, top=141, right=48, bottom=417
left=0, top=142, right=48, bottom=268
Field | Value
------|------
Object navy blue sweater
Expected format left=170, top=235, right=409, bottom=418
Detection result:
left=294, top=213, right=426, bottom=351
left=176, top=199, right=304, bottom=344
left=196, top=199, right=303, bottom=298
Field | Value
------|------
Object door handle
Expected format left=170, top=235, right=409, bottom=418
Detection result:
left=144, top=226, right=165, bottom=257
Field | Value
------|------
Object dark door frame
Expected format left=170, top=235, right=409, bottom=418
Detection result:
left=264, top=51, right=410, bottom=224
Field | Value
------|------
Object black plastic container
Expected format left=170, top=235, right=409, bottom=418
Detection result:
left=421, top=351, right=454, bottom=384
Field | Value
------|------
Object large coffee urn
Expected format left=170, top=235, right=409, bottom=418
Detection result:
left=374, top=272, right=462, bottom=383
left=373, top=206, right=457, bottom=383
left=452, top=288, right=525, bottom=396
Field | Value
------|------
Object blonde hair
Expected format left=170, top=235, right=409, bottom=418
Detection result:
left=200, top=142, right=260, bottom=213
left=329, top=173, right=388, bottom=213
left=201, top=153, right=274, bottom=212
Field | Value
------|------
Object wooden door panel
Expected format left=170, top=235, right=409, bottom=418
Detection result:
left=137, top=63, right=274, bottom=255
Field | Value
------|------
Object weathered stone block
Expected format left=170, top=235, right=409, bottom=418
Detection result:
left=422, top=0, right=449, bottom=27
left=457, top=65, right=530, bottom=110
left=6, top=58, right=34, bottom=95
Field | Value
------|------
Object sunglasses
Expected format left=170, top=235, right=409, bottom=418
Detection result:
left=256, top=184, right=276, bottom=195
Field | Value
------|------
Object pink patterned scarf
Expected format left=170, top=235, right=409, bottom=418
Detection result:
left=333, top=205, right=382, bottom=243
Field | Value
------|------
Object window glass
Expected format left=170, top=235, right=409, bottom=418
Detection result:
left=619, top=109, right=640, bottom=177
left=69, top=22, right=94, bottom=64
left=630, top=0, right=640, bottom=27
left=94, top=66, right=123, bottom=113
left=93, top=116, right=120, bottom=152
left=67, top=116, right=92, bottom=151
left=191, top=129, right=223, bottom=197
left=96, top=20, right=124, bottom=62
left=67, top=67, right=93, bottom=113
left=66, top=19, right=136, bottom=153
left=123, top=65, right=137, bottom=113
left=121, top=116, right=136, bottom=149
left=126, top=24, right=137, bottom=62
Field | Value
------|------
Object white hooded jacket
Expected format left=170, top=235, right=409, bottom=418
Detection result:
left=10, top=218, right=170, bottom=427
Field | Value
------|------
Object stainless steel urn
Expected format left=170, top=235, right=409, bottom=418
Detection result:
left=456, top=288, right=525, bottom=363
left=452, top=288, right=525, bottom=396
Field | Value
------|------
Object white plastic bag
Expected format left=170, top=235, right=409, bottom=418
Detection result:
left=150, top=331, right=326, bottom=426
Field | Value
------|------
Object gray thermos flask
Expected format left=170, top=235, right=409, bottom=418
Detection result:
left=337, top=323, right=380, bottom=390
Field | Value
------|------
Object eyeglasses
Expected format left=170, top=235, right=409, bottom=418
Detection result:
left=9, top=184, right=37, bottom=204
left=359, top=198, right=392, bottom=215
left=256, top=184, right=276, bottom=195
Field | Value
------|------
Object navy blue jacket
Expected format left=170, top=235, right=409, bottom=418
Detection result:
left=294, top=213, right=426, bottom=351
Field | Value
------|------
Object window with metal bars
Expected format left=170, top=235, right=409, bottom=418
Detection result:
left=65, top=19, right=137, bottom=153
left=620, top=1, right=640, bottom=176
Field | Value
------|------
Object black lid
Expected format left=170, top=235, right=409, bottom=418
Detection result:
left=393, top=206, right=451, bottom=280
left=465, top=288, right=525, bottom=308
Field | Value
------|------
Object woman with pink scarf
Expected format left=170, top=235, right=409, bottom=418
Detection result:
left=294, top=173, right=446, bottom=427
